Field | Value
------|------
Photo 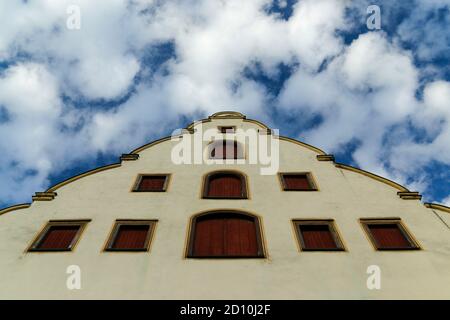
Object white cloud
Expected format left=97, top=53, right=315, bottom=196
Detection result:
left=0, top=0, right=449, bottom=206
left=0, top=1, right=148, bottom=100
left=423, top=81, right=450, bottom=117
left=287, top=0, right=347, bottom=70
left=69, top=55, right=140, bottom=99
left=443, top=195, right=450, bottom=207
left=390, top=80, right=450, bottom=170
left=396, top=0, right=450, bottom=62
left=278, top=30, right=449, bottom=189
left=0, top=63, right=61, bottom=202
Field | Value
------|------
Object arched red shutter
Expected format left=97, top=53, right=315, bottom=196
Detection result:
left=224, top=216, right=258, bottom=256
left=206, top=173, right=244, bottom=198
left=194, top=216, right=225, bottom=256
left=192, top=212, right=261, bottom=257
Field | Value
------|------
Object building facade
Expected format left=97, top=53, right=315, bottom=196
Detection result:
left=1, top=111, right=450, bottom=299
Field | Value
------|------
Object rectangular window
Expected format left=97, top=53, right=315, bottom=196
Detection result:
left=293, top=220, right=344, bottom=251
left=361, top=218, right=420, bottom=250
left=280, top=173, right=317, bottom=191
left=219, top=126, right=235, bottom=133
left=133, top=174, right=169, bottom=192
left=105, top=220, right=156, bottom=251
left=28, top=220, right=90, bottom=252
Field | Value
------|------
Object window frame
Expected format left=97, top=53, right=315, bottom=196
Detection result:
left=279, top=172, right=318, bottom=191
left=292, top=219, right=345, bottom=252
left=208, top=140, right=244, bottom=160
left=218, top=126, right=236, bottom=134
left=202, top=171, right=248, bottom=199
left=360, top=218, right=420, bottom=251
left=28, top=220, right=90, bottom=252
left=104, top=220, right=157, bottom=252
left=187, top=210, right=265, bottom=259
left=132, top=174, right=170, bottom=192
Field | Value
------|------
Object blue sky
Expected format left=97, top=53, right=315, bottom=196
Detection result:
left=0, top=0, right=449, bottom=208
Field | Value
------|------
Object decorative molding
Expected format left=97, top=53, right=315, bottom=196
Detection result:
left=130, top=136, right=172, bottom=154
left=317, top=154, right=335, bottom=161
left=120, top=153, right=139, bottom=161
left=182, top=128, right=194, bottom=134
left=335, top=163, right=409, bottom=192
left=424, top=203, right=450, bottom=213
left=47, top=163, right=121, bottom=192
left=258, top=128, right=272, bottom=135
left=183, top=114, right=325, bottom=155
left=209, top=111, right=246, bottom=119
left=397, top=191, right=422, bottom=200
left=3, top=111, right=439, bottom=220
left=279, top=136, right=326, bottom=155
left=32, top=191, right=57, bottom=201
left=185, top=112, right=269, bottom=132
left=0, top=203, right=31, bottom=216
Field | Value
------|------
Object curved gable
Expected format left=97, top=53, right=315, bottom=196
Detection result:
left=0, top=112, right=446, bottom=216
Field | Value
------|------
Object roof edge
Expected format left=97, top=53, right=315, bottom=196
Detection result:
left=424, top=203, right=450, bottom=214
left=185, top=113, right=269, bottom=131
left=210, top=111, right=246, bottom=119
left=335, top=163, right=409, bottom=192
left=2, top=112, right=439, bottom=216
left=279, top=136, right=326, bottom=155
left=0, top=203, right=31, bottom=216
left=46, top=163, right=122, bottom=192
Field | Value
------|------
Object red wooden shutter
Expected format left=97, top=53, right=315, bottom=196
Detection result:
left=368, top=224, right=412, bottom=248
left=38, top=225, right=80, bottom=250
left=137, top=175, right=166, bottom=191
left=283, top=174, right=312, bottom=190
left=224, top=216, right=258, bottom=256
left=192, top=213, right=259, bottom=257
left=207, top=173, right=243, bottom=198
left=194, top=216, right=225, bottom=256
left=300, top=224, right=337, bottom=249
left=112, top=225, right=150, bottom=249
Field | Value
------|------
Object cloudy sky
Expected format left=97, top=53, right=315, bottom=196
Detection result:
left=0, top=0, right=449, bottom=208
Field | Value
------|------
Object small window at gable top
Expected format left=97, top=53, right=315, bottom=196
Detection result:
left=360, top=218, right=420, bottom=250
left=209, top=140, right=244, bottom=159
left=133, top=174, right=169, bottom=192
left=105, top=220, right=157, bottom=252
left=279, top=173, right=317, bottom=191
left=293, top=220, right=345, bottom=251
left=219, top=126, right=235, bottom=134
left=28, top=220, right=90, bottom=252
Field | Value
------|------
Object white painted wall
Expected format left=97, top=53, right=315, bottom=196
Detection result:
left=1, top=114, right=449, bottom=299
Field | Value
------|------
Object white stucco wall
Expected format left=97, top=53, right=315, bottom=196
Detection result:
left=1, top=113, right=450, bottom=299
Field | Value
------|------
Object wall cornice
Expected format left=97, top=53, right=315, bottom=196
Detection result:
left=425, top=203, right=450, bottom=214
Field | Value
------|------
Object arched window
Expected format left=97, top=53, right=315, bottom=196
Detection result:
left=188, top=211, right=264, bottom=258
left=203, top=171, right=247, bottom=199
left=209, top=140, right=243, bottom=159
